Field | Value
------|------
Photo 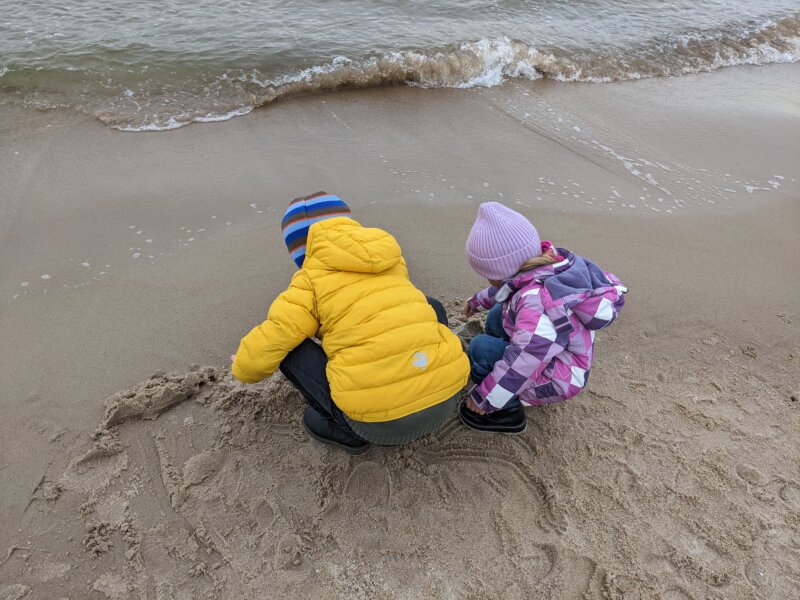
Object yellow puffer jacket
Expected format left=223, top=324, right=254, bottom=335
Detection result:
left=232, top=217, right=469, bottom=422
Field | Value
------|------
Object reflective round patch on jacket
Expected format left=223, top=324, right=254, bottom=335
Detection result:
left=412, top=352, right=429, bottom=370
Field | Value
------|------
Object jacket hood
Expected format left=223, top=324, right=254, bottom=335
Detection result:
left=303, top=217, right=402, bottom=274
left=502, top=248, right=625, bottom=330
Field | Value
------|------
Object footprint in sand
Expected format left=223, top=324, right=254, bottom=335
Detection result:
left=273, top=533, right=304, bottom=570
left=773, top=525, right=800, bottom=549
left=517, top=543, right=556, bottom=580
left=778, top=481, right=800, bottom=508
left=735, top=464, right=768, bottom=486
left=153, top=581, right=175, bottom=600
left=344, top=461, right=391, bottom=506
left=602, top=572, right=642, bottom=598
left=744, top=561, right=769, bottom=588
left=613, top=463, right=639, bottom=491
left=556, top=556, right=597, bottom=598
left=251, top=498, right=276, bottom=527
left=678, top=529, right=721, bottom=563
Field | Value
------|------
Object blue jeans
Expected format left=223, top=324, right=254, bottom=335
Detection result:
left=467, top=304, right=521, bottom=409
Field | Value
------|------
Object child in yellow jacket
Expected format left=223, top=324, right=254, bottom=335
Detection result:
left=232, top=192, right=469, bottom=453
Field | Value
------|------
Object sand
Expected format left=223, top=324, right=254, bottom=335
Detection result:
left=1, top=64, right=799, bottom=599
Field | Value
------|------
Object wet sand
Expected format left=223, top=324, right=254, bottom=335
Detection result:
left=1, top=64, right=799, bottom=599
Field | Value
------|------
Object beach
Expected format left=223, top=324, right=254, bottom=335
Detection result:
left=1, top=63, right=799, bottom=598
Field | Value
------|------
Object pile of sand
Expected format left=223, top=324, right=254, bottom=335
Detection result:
left=2, top=306, right=798, bottom=599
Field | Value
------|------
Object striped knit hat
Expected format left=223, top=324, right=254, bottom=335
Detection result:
left=282, top=192, right=351, bottom=267
left=466, top=202, right=541, bottom=281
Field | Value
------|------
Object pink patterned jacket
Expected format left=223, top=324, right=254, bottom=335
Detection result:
left=467, top=248, right=627, bottom=413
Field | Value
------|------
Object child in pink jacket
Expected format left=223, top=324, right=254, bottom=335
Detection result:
left=460, top=202, right=627, bottom=434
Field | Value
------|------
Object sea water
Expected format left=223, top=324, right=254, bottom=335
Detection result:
left=1, top=0, right=798, bottom=130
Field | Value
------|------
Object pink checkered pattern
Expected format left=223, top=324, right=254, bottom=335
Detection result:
left=468, top=251, right=626, bottom=412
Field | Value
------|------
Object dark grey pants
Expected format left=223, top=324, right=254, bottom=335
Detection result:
left=278, top=296, right=457, bottom=446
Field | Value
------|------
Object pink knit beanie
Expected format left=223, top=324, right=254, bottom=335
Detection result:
left=466, top=202, right=541, bottom=280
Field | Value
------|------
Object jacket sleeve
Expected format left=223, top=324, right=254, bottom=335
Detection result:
left=232, top=270, right=319, bottom=383
left=467, top=286, right=499, bottom=313
left=606, top=272, right=627, bottom=318
left=470, top=300, right=567, bottom=413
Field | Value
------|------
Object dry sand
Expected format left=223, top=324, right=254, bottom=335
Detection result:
left=1, top=64, right=799, bottom=599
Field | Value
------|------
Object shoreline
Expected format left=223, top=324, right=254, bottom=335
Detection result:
left=1, top=63, right=799, bottom=598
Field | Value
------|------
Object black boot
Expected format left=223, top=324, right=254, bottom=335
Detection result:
left=302, top=408, right=371, bottom=455
left=458, top=400, right=527, bottom=434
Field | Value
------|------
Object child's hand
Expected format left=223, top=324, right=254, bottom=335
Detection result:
left=230, top=354, right=236, bottom=364
left=464, top=397, right=486, bottom=415
left=463, top=301, right=477, bottom=318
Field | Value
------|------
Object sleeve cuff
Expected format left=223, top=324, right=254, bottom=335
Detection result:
left=231, top=361, right=261, bottom=384
left=469, top=385, right=506, bottom=414
left=467, top=296, right=485, bottom=313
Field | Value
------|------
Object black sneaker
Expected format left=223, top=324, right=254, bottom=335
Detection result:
left=458, top=400, right=527, bottom=434
left=302, top=408, right=371, bottom=455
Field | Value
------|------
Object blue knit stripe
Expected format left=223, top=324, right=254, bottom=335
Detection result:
left=303, top=194, right=342, bottom=208
left=290, top=245, right=307, bottom=266
left=282, top=218, right=310, bottom=238
left=281, top=205, right=305, bottom=226
left=281, top=194, right=343, bottom=223
left=281, top=199, right=348, bottom=230
left=283, top=213, right=347, bottom=238
left=283, top=227, right=309, bottom=248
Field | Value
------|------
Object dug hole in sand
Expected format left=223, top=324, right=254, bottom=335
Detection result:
left=2, top=302, right=799, bottom=600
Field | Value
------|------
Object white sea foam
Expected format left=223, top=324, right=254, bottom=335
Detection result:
left=194, top=107, right=253, bottom=123
left=110, top=106, right=254, bottom=132
left=114, top=117, right=186, bottom=132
